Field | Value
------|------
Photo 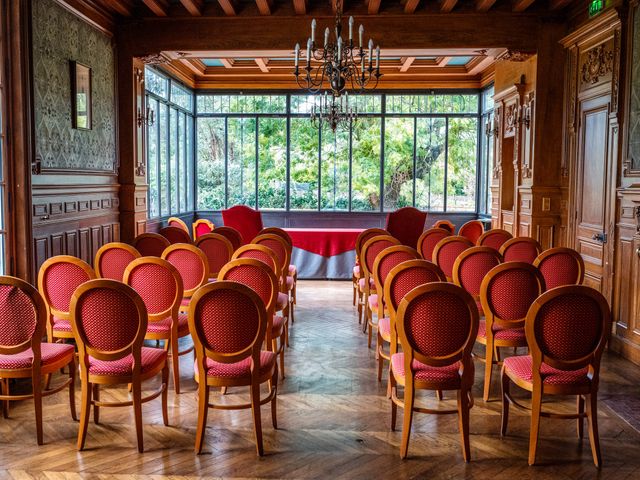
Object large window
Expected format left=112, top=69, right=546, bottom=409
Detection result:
left=479, top=85, right=495, bottom=215
left=195, top=92, right=482, bottom=213
left=0, top=7, right=7, bottom=274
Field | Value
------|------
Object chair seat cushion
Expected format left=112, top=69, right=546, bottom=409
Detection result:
left=0, top=343, right=75, bottom=370
left=503, top=355, right=590, bottom=387
left=52, top=316, right=72, bottom=333
left=358, top=277, right=375, bottom=290
left=147, top=312, right=190, bottom=336
left=276, top=292, right=288, bottom=311
left=272, top=315, right=285, bottom=336
left=477, top=320, right=526, bottom=343
left=379, top=317, right=391, bottom=341
left=181, top=298, right=190, bottom=308
left=368, top=293, right=379, bottom=310
left=391, top=353, right=462, bottom=389
left=289, top=264, right=297, bottom=276
left=353, top=265, right=360, bottom=277
left=88, top=347, right=167, bottom=376
left=197, top=350, right=276, bottom=380
left=286, top=276, right=294, bottom=290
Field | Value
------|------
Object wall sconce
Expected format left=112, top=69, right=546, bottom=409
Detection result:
left=137, top=106, right=155, bottom=128
left=517, top=105, right=531, bottom=129
left=485, top=115, right=499, bottom=137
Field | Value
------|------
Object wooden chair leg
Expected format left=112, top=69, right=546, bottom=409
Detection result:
left=586, top=393, right=602, bottom=468
left=400, top=381, right=415, bottom=459
left=68, top=357, right=77, bottom=421
left=284, top=321, right=290, bottom=348
left=132, top=380, right=144, bottom=453
left=32, top=373, right=44, bottom=445
left=92, top=384, right=100, bottom=424
left=1, top=379, right=9, bottom=418
left=527, top=389, right=543, bottom=466
left=483, top=341, right=495, bottom=402
left=270, top=368, right=278, bottom=430
left=44, top=374, right=52, bottom=391
left=500, top=366, right=510, bottom=437
left=390, top=372, right=397, bottom=431
left=457, top=388, right=471, bottom=462
left=352, top=277, right=357, bottom=306
left=377, top=337, right=384, bottom=383
left=577, top=395, right=585, bottom=439
left=195, top=383, right=210, bottom=454
left=250, top=381, right=264, bottom=456
left=436, top=390, right=443, bottom=401
left=161, top=363, right=169, bottom=426
left=171, top=338, right=181, bottom=394
left=279, top=336, right=286, bottom=380
left=77, top=378, right=92, bottom=451
left=289, top=298, right=295, bottom=324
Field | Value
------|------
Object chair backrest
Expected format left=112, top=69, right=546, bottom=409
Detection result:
left=432, top=236, right=474, bottom=281
left=477, top=229, right=513, bottom=250
left=192, top=219, right=215, bottom=240
left=71, top=279, right=148, bottom=367
left=355, top=228, right=388, bottom=258
left=188, top=281, right=267, bottom=369
left=433, top=220, right=455, bottom=233
left=132, top=233, right=171, bottom=257
left=499, top=237, right=542, bottom=264
left=252, top=233, right=290, bottom=283
left=94, top=242, right=141, bottom=281
left=38, top=255, right=96, bottom=321
left=372, top=245, right=420, bottom=308
left=458, top=220, right=485, bottom=244
left=452, top=246, right=503, bottom=302
left=213, top=226, right=243, bottom=252
left=385, top=207, right=427, bottom=248
left=159, top=226, right=192, bottom=245
left=168, top=217, right=190, bottom=233
left=396, top=283, right=478, bottom=380
left=161, top=244, right=209, bottom=297
left=232, top=244, right=279, bottom=274
left=361, top=235, right=401, bottom=281
left=480, top=262, right=546, bottom=332
left=526, top=285, right=610, bottom=380
left=195, top=233, right=234, bottom=278
left=533, top=247, right=585, bottom=290
left=123, top=257, right=183, bottom=324
left=0, top=276, right=46, bottom=358
left=417, top=228, right=451, bottom=261
left=221, top=205, right=264, bottom=245
left=260, top=227, right=293, bottom=247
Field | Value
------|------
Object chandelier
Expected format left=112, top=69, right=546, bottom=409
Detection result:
left=311, top=92, right=358, bottom=132
left=293, top=0, right=381, bottom=96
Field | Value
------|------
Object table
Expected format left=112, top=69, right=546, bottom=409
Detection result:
left=284, top=228, right=363, bottom=280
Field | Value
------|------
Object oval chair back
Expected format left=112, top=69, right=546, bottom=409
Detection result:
left=458, top=220, right=485, bottom=244
left=434, top=220, right=455, bottom=233
left=500, top=237, right=542, bottom=264
left=159, top=226, right=192, bottom=245
left=0, top=276, right=46, bottom=357
left=252, top=233, right=291, bottom=287
left=38, top=256, right=96, bottom=340
left=372, top=245, right=420, bottom=319
left=161, top=244, right=209, bottom=300
left=417, top=228, right=451, bottom=261
left=95, top=243, right=141, bottom=281
left=132, top=233, right=170, bottom=257
left=168, top=217, right=190, bottom=233
left=232, top=244, right=279, bottom=274
left=385, top=207, right=427, bottom=248
left=221, top=205, right=264, bottom=245
left=452, top=246, right=503, bottom=313
left=477, top=229, right=513, bottom=250
left=214, top=226, right=243, bottom=252
left=192, top=219, right=215, bottom=240
left=195, top=233, right=234, bottom=279
left=432, top=236, right=474, bottom=281
left=260, top=227, right=293, bottom=247
left=355, top=228, right=388, bottom=260
left=533, top=247, right=585, bottom=290
left=361, top=235, right=401, bottom=282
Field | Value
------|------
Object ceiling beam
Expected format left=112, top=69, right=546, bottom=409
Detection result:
left=368, top=0, right=381, bottom=14
left=179, top=0, right=203, bottom=15
left=220, top=58, right=234, bottom=68
left=255, top=58, right=270, bottom=73
left=141, top=0, right=169, bottom=16
left=105, top=0, right=133, bottom=16
left=293, top=0, right=307, bottom=14
left=256, top=0, right=272, bottom=15
left=404, top=0, right=421, bottom=13
left=400, top=57, right=416, bottom=72
left=217, top=0, right=237, bottom=15
left=438, top=56, right=452, bottom=66
left=440, top=0, right=458, bottom=12
left=549, top=0, right=573, bottom=9
left=512, top=0, right=536, bottom=12
left=475, top=0, right=498, bottom=12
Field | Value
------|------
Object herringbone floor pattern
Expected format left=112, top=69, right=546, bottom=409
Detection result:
left=1, top=280, right=640, bottom=479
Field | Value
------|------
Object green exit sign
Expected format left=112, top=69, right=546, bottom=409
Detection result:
left=589, top=0, right=604, bottom=17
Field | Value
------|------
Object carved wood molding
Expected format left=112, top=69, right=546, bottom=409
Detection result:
left=580, top=43, right=614, bottom=86
left=495, top=50, right=535, bottom=62
left=134, top=66, right=146, bottom=177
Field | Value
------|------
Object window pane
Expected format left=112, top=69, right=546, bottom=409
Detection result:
left=290, top=118, right=319, bottom=210
left=171, top=82, right=193, bottom=112
left=386, top=94, right=478, bottom=114
left=197, top=118, right=225, bottom=210
left=384, top=117, right=414, bottom=211
left=145, top=68, right=168, bottom=99
left=186, top=115, right=194, bottom=211
left=179, top=112, right=187, bottom=212
left=416, top=117, right=446, bottom=211
left=169, top=108, right=178, bottom=213
left=197, top=94, right=286, bottom=114
left=228, top=117, right=257, bottom=207
left=258, top=117, right=286, bottom=209
left=351, top=117, right=381, bottom=211
left=447, top=117, right=478, bottom=212
left=159, top=104, right=169, bottom=216
left=147, top=97, right=159, bottom=217
left=321, top=124, right=349, bottom=211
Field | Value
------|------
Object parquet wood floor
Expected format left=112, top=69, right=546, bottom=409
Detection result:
left=1, top=281, right=640, bottom=479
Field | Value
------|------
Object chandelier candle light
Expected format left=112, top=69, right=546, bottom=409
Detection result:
left=311, top=91, right=358, bottom=132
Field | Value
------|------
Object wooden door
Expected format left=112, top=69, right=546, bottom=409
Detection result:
left=574, top=93, right=615, bottom=298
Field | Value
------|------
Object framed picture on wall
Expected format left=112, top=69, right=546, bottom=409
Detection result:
left=70, top=60, right=92, bottom=130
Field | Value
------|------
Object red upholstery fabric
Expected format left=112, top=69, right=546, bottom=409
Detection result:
left=272, top=315, right=285, bottom=336
left=147, top=312, right=189, bottom=335
left=368, top=293, right=379, bottom=310
left=44, top=262, right=92, bottom=311
left=52, top=316, right=72, bottom=333
left=503, top=241, right=538, bottom=264
left=379, top=317, right=391, bottom=340
left=221, top=205, right=264, bottom=244
left=538, top=254, right=581, bottom=290
left=181, top=298, right=190, bottom=308
left=286, top=276, right=294, bottom=289
left=165, top=249, right=205, bottom=291
left=195, top=222, right=214, bottom=238
left=128, top=263, right=177, bottom=315
left=285, top=228, right=362, bottom=257
left=487, top=268, right=541, bottom=320
left=389, top=266, right=443, bottom=311
left=365, top=240, right=397, bottom=272
left=391, top=353, right=462, bottom=389
left=194, top=289, right=260, bottom=353
left=378, top=251, right=417, bottom=287
left=214, top=227, right=243, bottom=251
left=353, top=265, right=360, bottom=276
left=197, top=350, right=276, bottom=379
left=404, top=291, right=471, bottom=357
left=276, top=292, right=288, bottom=311
left=198, top=237, right=231, bottom=275
left=160, top=226, right=192, bottom=245
left=237, top=249, right=276, bottom=272
left=459, top=221, right=484, bottom=244
left=457, top=251, right=501, bottom=296
left=134, top=236, right=168, bottom=257
left=77, top=288, right=141, bottom=352
left=480, top=231, right=512, bottom=250
left=385, top=207, right=427, bottom=248
left=0, top=343, right=74, bottom=370
left=99, top=248, right=137, bottom=281
left=436, top=241, right=470, bottom=278
left=169, top=219, right=189, bottom=232
left=223, top=264, right=274, bottom=311
left=420, top=230, right=450, bottom=261
left=289, top=264, right=297, bottom=275
left=534, top=294, right=602, bottom=361
left=88, top=347, right=167, bottom=376
left=477, top=320, right=525, bottom=342
left=0, top=285, right=37, bottom=347
left=255, top=238, right=285, bottom=272
left=503, top=355, right=590, bottom=387
left=358, top=277, right=375, bottom=290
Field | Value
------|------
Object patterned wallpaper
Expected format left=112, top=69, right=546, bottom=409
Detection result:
left=629, top=5, right=640, bottom=172
left=32, top=0, right=116, bottom=172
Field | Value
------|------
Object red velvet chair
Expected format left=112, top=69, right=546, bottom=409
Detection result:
left=477, top=262, right=545, bottom=401
left=159, top=226, right=192, bottom=244
left=70, top=279, right=169, bottom=452
left=501, top=285, right=611, bottom=466
left=353, top=228, right=388, bottom=310
left=168, top=217, right=190, bottom=233
left=432, top=235, right=474, bottom=281
left=188, top=281, right=278, bottom=456
left=459, top=220, right=485, bottom=244
left=214, top=226, right=243, bottom=252
left=221, top=205, right=264, bottom=245
left=477, top=229, right=513, bottom=250
left=161, top=244, right=209, bottom=313
left=452, top=246, right=503, bottom=315
left=533, top=247, right=585, bottom=290
left=385, top=207, right=427, bottom=248
left=416, top=227, right=451, bottom=261
left=192, top=219, right=215, bottom=239
left=434, top=219, right=455, bottom=233
left=253, top=233, right=294, bottom=325
left=132, top=232, right=170, bottom=257
left=124, top=257, right=188, bottom=393
left=390, top=282, right=479, bottom=460
left=500, top=237, right=542, bottom=264
left=94, top=242, right=141, bottom=281
left=260, top=227, right=298, bottom=306
left=195, top=233, right=234, bottom=280
left=0, top=276, right=76, bottom=445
